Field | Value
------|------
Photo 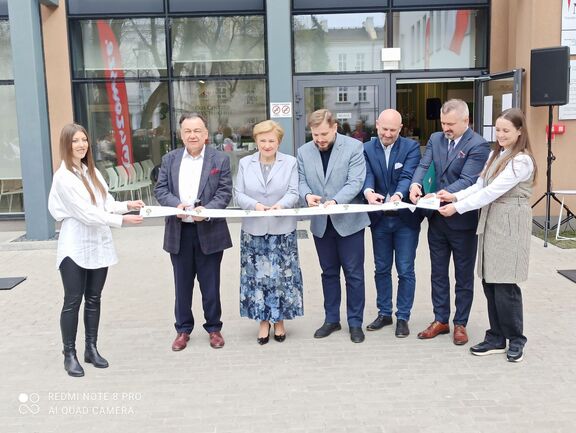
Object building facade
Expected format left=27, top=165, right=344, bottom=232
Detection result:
left=0, top=0, right=573, bottom=240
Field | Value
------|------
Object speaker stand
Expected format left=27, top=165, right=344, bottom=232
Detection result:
left=531, top=105, right=575, bottom=246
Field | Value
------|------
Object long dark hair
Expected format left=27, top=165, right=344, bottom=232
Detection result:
left=59, top=123, right=107, bottom=204
left=482, top=108, right=537, bottom=184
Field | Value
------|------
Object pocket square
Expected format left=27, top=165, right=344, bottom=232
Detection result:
left=210, top=168, right=221, bottom=175
left=394, top=162, right=403, bottom=170
left=457, top=150, right=466, bottom=159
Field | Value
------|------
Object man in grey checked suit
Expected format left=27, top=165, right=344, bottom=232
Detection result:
left=297, top=109, right=370, bottom=343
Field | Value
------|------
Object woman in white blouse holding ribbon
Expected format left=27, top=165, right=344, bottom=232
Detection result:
left=437, top=108, right=536, bottom=363
left=48, top=124, right=144, bottom=377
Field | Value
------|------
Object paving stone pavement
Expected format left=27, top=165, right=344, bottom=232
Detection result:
left=1, top=220, right=576, bottom=433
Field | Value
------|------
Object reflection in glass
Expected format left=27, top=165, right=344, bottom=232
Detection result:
left=293, top=13, right=386, bottom=73
left=75, top=81, right=170, bottom=173
left=395, top=80, right=474, bottom=146
left=172, top=16, right=265, bottom=77
left=70, top=18, right=167, bottom=79
left=394, top=10, right=487, bottom=70
left=302, top=85, right=378, bottom=143
left=483, top=78, right=514, bottom=125
left=0, top=85, right=23, bottom=213
left=0, top=20, right=12, bottom=80
left=172, top=79, right=267, bottom=197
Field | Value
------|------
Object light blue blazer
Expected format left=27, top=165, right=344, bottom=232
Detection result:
left=297, top=133, right=370, bottom=238
left=234, top=151, right=299, bottom=236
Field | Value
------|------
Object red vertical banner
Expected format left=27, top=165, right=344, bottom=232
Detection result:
left=449, top=10, right=470, bottom=55
left=96, top=20, right=134, bottom=167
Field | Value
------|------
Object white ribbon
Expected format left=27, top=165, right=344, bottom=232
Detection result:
left=140, top=197, right=440, bottom=218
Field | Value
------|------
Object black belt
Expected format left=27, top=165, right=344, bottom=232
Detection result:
left=382, top=211, right=399, bottom=217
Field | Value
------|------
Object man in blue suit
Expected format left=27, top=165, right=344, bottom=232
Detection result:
left=363, top=109, right=423, bottom=338
left=410, top=99, right=490, bottom=345
left=155, top=113, right=233, bottom=351
left=298, top=109, right=370, bottom=343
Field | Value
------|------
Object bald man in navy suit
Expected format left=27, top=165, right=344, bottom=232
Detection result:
left=363, top=109, right=423, bottom=338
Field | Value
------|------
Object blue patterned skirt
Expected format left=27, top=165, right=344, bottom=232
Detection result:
left=239, top=230, right=304, bottom=322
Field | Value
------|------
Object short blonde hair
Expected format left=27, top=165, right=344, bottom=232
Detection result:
left=307, top=109, right=336, bottom=128
left=253, top=120, right=284, bottom=142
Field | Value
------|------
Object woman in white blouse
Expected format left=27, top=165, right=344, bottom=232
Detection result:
left=48, top=124, right=144, bottom=377
left=436, top=108, right=536, bottom=363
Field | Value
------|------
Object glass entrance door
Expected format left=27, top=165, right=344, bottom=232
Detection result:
left=294, top=76, right=389, bottom=147
left=474, top=69, right=523, bottom=140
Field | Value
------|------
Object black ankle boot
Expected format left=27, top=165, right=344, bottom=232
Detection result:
left=63, top=348, right=85, bottom=377
left=84, top=342, right=109, bottom=368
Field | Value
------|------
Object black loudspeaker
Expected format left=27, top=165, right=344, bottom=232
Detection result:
left=426, top=98, right=441, bottom=120
left=530, top=46, right=570, bottom=106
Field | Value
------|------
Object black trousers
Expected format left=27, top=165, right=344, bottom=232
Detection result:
left=59, top=257, right=108, bottom=350
left=482, top=280, right=527, bottom=349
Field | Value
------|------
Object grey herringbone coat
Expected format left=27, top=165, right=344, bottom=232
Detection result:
left=476, top=155, right=533, bottom=283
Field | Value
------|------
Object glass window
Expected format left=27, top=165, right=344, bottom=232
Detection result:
left=0, top=85, right=23, bottom=214
left=0, top=20, right=12, bottom=80
left=172, top=79, right=267, bottom=193
left=293, top=13, right=387, bottom=73
left=394, top=9, right=487, bottom=70
left=67, top=0, right=164, bottom=15
left=169, top=0, right=264, bottom=13
left=302, top=84, right=379, bottom=142
left=171, top=16, right=265, bottom=77
left=338, top=86, right=348, bottom=102
left=70, top=18, right=167, bottom=79
left=75, top=81, right=170, bottom=172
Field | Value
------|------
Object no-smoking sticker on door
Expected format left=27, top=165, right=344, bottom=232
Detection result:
left=270, top=102, right=292, bottom=118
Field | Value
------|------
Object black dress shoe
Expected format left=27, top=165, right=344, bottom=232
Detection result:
left=366, top=315, right=393, bottom=331
left=350, top=327, right=365, bottom=343
left=395, top=319, right=410, bottom=338
left=313, top=322, right=342, bottom=338
left=273, top=334, right=286, bottom=342
left=273, top=322, right=286, bottom=342
left=257, top=323, right=271, bottom=345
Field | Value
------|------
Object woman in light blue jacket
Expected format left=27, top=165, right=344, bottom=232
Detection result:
left=235, top=120, right=303, bottom=345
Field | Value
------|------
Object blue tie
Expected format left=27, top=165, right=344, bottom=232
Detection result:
left=447, top=140, right=455, bottom=157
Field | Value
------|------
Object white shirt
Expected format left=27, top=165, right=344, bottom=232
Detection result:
left=453, top=151, right=534, bottom=214
left=179, top=146, right=205, bottom=223
left=48, top=162, right=128, bottom=269
left=363, top=140, right=402, bottom=200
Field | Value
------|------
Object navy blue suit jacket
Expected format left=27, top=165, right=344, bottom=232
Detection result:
left=363, top=136, right=423, bottom=229
left=411, top=128, right=490, bottom=230
left=154, top=146, right=233, bottom=255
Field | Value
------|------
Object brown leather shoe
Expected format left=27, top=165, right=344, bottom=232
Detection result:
left=171, top=332, right=190, bottom=351
left=417, top=321, right=450, bottom=339
left=453, top=325, right=468, bottom=345
left=209, top=331, right=225, bottom=349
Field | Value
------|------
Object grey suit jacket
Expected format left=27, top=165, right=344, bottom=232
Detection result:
left=234, top=151, right=299, bottom=236
left=154, top=146, right=233, bottom=255
left=412, top=128, right=490, bottom=230
left=297, top=133, right=370, bottom=238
